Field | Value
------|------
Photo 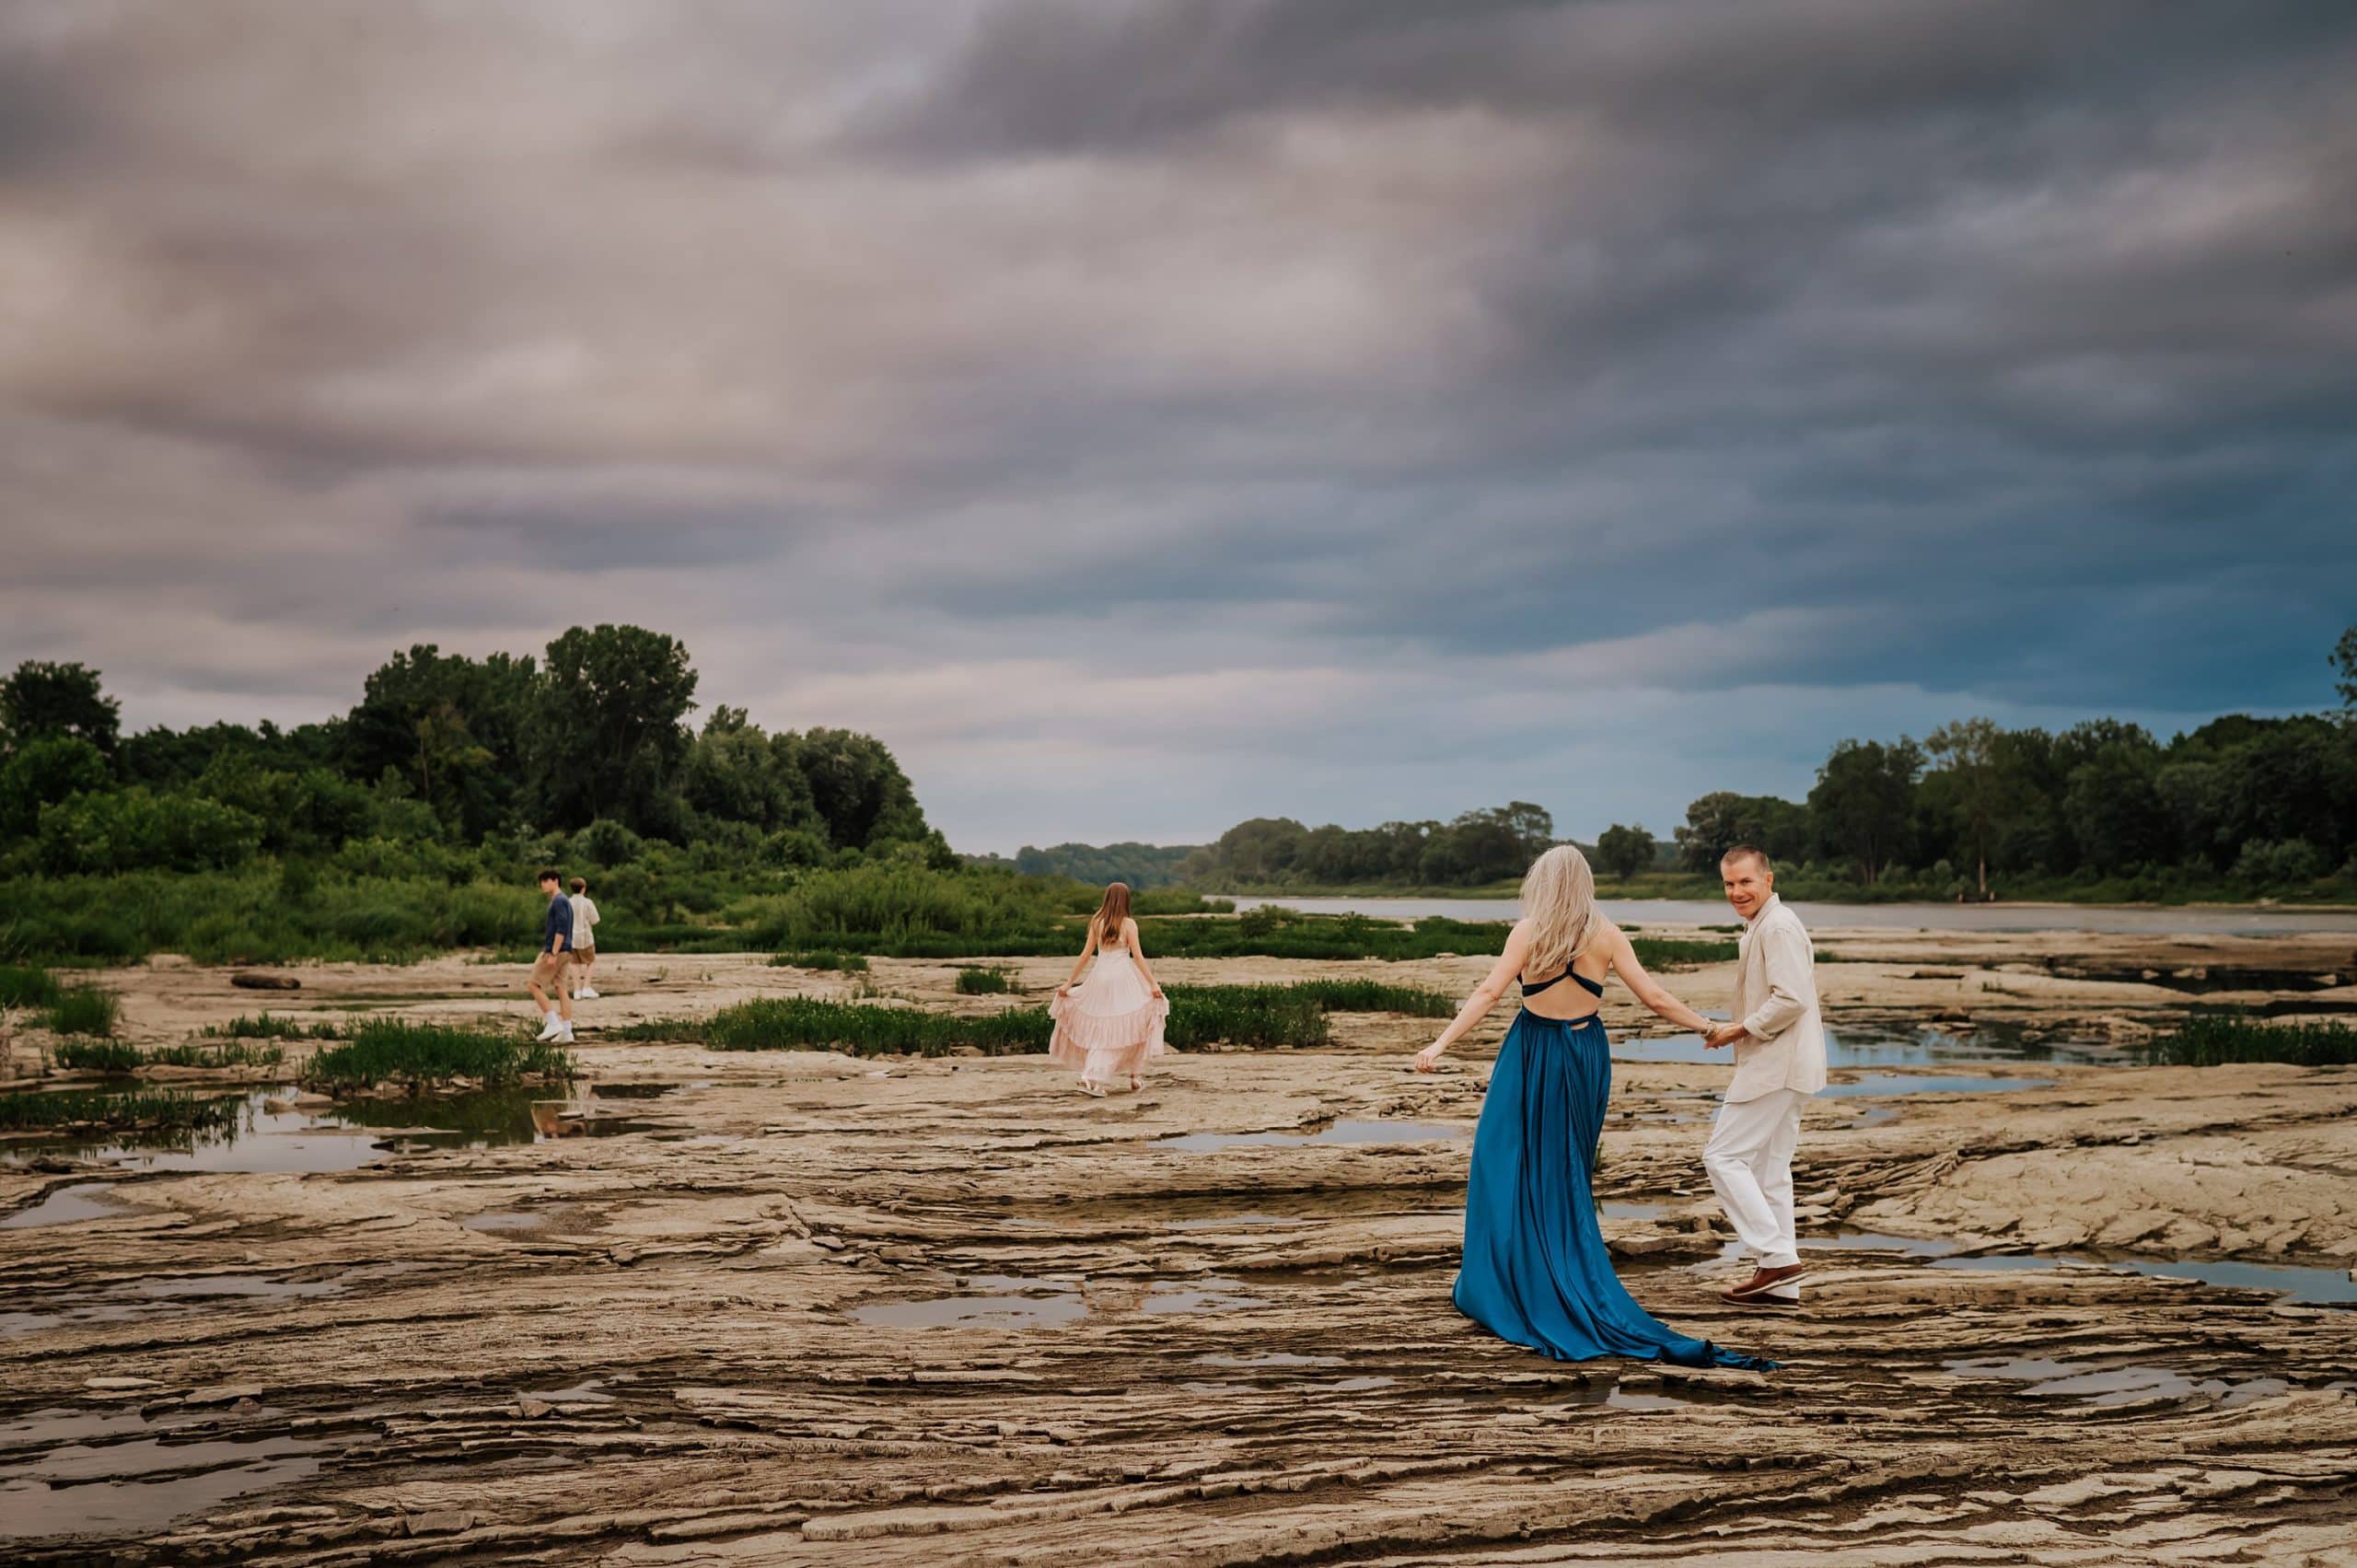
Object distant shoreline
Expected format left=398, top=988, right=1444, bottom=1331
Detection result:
left=1204, top=882, right=2357, bottom=912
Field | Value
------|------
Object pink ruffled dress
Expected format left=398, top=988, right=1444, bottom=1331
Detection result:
left=1049, top=938, right=1170, bottom=1086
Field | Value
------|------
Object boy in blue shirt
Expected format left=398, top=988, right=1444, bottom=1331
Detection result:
left=530, top=869, right=575, bottom=1043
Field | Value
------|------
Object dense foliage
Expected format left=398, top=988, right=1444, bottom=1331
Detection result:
left=967, top=841, right=1199, bottom=889
left=1178, top=803, right=1559, bottom=889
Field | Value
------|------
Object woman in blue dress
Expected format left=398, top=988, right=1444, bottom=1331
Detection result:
left=1414, top=844, right=1771, bottom=1370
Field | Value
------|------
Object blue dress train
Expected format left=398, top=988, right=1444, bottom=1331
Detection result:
left=1454, top=1002, right=1772, bottom=1370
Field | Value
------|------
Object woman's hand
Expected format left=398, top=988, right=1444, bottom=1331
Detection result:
left=1413, top=1040, right=1448, bottom=1073
left=1148, top=984, right=1164, bottom=999
left=1057, top=981, right=1072, bottom=998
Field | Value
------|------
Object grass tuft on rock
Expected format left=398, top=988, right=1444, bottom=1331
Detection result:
left=0, top=964, right=61, bottom=1011
left=46, top=984, right=122, bottom=1038
left=201, top=1013, right=343, bottom=1040
left=302, top=1020, right=574, bottom=1090
left=2144, top=1015, right=2357, bottom=1067
left=955, top=967, right=1015, bottom=994
left=54, top=1039, right=287, bottom=1072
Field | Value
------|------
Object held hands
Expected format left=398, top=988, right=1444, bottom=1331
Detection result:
left=1703, top=1023, right=1749, bottom=1050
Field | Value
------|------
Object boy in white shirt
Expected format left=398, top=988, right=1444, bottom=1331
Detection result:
left=568, top=877, right=602, bottom=1000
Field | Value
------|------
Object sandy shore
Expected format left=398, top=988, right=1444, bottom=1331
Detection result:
left=4, top=925, right=2354, bottom=1564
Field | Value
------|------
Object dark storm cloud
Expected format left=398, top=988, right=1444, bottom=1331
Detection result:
left=1, top=0, right=2351, bottom=847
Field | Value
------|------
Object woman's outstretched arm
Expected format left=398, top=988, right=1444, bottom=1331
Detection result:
left=1057, top=920, right=1101, bottom=996
left=1126, top=920, right=1165, bottom=998
left=1604, top=923, right=1715, bottom=1034
left=1414, top=923, right=1531, bottom=1072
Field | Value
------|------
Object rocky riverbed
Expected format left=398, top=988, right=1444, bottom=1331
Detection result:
left=4, top=925, right=2354, bottom=1565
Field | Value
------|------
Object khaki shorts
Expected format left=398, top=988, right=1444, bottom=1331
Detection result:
left=571, top=946, right=597, bottom=965
left=530, top=950, right=570, bottom=987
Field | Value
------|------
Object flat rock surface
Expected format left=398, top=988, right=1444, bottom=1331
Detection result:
left=4, top=929, right=2353, bottom=1565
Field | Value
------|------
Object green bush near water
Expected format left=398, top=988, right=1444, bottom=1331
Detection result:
left=0, top=1086, right=238, bottom=1135
left=302, top=1020, right=575, bottom=1089
left=955, top=967, right=1014, bottom=994
left=2143, top=1016, right=2357, bottom=1067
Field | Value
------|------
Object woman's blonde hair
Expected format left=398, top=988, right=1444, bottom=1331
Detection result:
left=1520, top=844, right=1597, bottom=979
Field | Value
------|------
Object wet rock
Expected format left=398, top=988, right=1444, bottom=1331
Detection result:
left=402, top=1509, right=475, bottom=1536
left=231, top=972, right=302, bottom=990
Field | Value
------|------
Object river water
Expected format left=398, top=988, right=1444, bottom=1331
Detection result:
left=1234, top=896, right=2357, bottom=935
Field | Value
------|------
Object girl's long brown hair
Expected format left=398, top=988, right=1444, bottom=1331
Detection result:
left=1091, top=881, right=1132, bottom=942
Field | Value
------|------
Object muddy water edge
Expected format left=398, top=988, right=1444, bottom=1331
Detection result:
left=2, top=923, right=2354, bottom=1564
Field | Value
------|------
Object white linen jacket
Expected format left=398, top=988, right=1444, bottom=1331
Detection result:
left=1726, top=894, right=1828, bottom=1103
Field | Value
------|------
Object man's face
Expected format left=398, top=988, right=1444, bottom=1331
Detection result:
left=1721, top=856, right=1772, bottom=920
left=539, top=878, right=558, bottom=895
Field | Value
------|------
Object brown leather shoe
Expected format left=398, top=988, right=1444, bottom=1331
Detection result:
left=1718, top=1288, right=1799, bottom=1309
left=1724, top=1262, right=1808, bottom=1299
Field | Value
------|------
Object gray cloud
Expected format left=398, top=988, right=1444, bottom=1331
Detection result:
left=0, top=1, right=2351, bottom=850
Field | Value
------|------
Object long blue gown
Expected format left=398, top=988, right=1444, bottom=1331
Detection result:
left=1454, top=994, right=1772, bottom=1370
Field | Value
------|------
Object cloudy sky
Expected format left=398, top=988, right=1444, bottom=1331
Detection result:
left=3, top=2, right=2352, bottom=852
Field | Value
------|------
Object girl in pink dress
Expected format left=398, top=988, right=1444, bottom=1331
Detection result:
left=1049, top=882, right=1170, bottom=1096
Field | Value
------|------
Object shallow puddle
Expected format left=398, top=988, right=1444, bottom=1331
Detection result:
left=1151, top=1120, right=1467, bottom=1152
left=0, top=1416, right=331, bottom=1543
left=1947, top=1357, right=2292, bottom=1408
left=1611, top=1026, right=2113, bottom=1070
left=853, top=1272, right=1268, bottom=1330
left=0, top=1182, right=138, bottom=1231
left=1817, top=1072, right=2054, bottom=1098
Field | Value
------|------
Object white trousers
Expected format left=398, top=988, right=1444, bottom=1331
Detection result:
left=1705, top=1088, right=1805, bottom=1278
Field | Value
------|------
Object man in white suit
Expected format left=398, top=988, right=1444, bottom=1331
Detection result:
left=1702, top=845, right=1828, bottom=1307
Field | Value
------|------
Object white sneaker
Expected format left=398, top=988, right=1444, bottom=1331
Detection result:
left=576, top=987, right=599, bottom=1000
left=535, top=1017, right=563, bottom=1042
left=554, top=1023, right=575, bottom=1044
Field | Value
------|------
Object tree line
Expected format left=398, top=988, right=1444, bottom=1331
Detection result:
left=0, top=627, right=946, bottom=878
left=1162, top=627, right=2357, bottom=900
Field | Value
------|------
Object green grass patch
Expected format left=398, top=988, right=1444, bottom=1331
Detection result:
left=0, top=964, right=60, bottom=1011
left=2143, top=1015, right=2357, bottom=1067
left=301, top=1020, right=575, bottom=1090
left=52, top=1039, right=287, bottom=1072
left=1630, top=937, right=1738, bottom=968
left=49, top=1039, right=142, bottom=1073
left=627, top=977, right=1464, bottom=1059
left=955, top=966, right=1014, bottom=994
left=46, top=984, right=122, bottom=1038
left=767, top=950, right=870, bottom=972
left=201, top=1013, right=343, bottom=1040
left=0, top=1086, right=239, bottom=1135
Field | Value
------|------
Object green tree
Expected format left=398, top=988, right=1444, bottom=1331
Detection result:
left=783, top=726, right=932, bottom=850
left=1923, top=718, right=2003, bottom=897
left=1595, top=822, right=1655, bottom=879
left=2334, top=624, right=2356, bottom=712
left=343, top=645, right=534, bottom=837
left=679, top=707, right=821, bottom=835
left=0, top=735, right=112, bottom=839
left=1674, top=792, right=1812, bottom=873
left=532, top=625, right=699, bottom=834
left=1809, top=738, right=1922, bottom=885
left=1, top=660, right=121, bottom=755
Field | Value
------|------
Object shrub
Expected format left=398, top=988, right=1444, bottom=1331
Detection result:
left=0, top=964, right=59, bottom=1010
left=955, top=966, right=1014, bottom=994
left=47, top=984, right=122, bottom=1038
left=2144, top=1015, right=2357, bottom=1067
left=201, top=1013, right=342, bottom=1040
left=767, top=950, right=870, bottom=972
left=52, top=1039, right=141, bottom=1072
left=303, top=1020, right=574, bottom=1089
left=1630, top=937, right=1738, bottom=968
left=0, top=1086, right=238, bottom=1135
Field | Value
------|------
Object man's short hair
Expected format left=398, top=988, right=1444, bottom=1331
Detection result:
left=1719, top=844, right=1771, bottom=873
left=537, top=868, right=562, bottom=885
left=569, top=877, right=586, bottom=894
